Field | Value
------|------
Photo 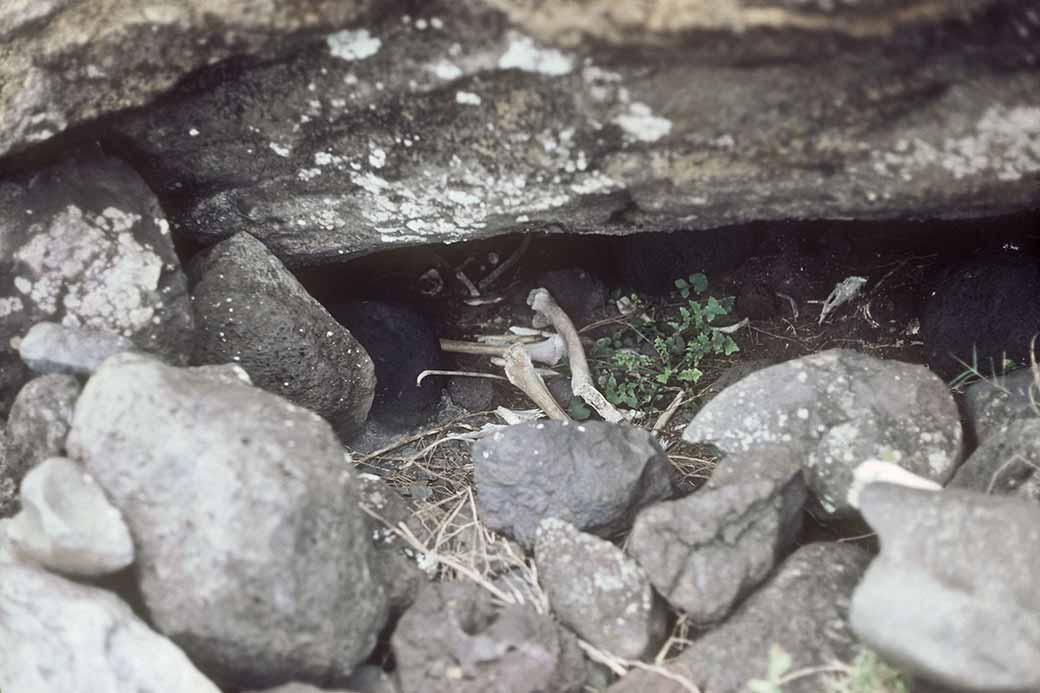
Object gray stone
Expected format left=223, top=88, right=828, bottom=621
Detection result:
left=345, top=665, right=401, bottom=693
left=627, top=461, right=806, bottom=625
left=0, top=426, right=13, bottom=519
left=188, top=232, right=376, bottom=441
left=245, top=685, right=357, bottom=693
left=0, top=148, right=194, bottom=417
left=0, top=562, right=220, bottom=693
left=66, top=353, right=387, bottom=688
left=608, top=542, right=870, bottom=693
left=535, top=517, right=666, bottom=659
left=107, top=1, right=1040, bottom=265
left=473, top=420, right=673, bottom=548
left=3, top=373, right=81, bottom=517
left=0, top=0, right=379, bottom=158
left=4, top=456, right=133, bottom=576
left=392, top=580, right=587, bottom=693
left=850, top=484, right=1040, bottom=691
left=949, top=418, right=1040, bottom=501
left=18, top=320, right=134, bottom=376
left=448, top=375, right=496, bottom=412
left=683, top=349, right=962, bottom=518
left=963, top=366, right=1039, bottom=444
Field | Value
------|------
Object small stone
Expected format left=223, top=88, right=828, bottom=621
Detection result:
left=448, top=376, right=495, bottom=411
left=962, top=366, right=1039, bottom=444
left=18, top=321, right=134, bottom=376
left=949, top=418, right=1040, bottom=501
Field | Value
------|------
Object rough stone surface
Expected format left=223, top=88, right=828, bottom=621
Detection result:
left=0, top=0, right=380, bottom=158
left=0, top=562, right=221, bottom=693
left=245, top=685, right=356, bottom=693
left=18, top=320, right=134, bottom=376
left=963, top=366, right=1039, bottom=444
left=0, top=148, right=194, bottom=417
left=326, top=300, right=444, bottom=429
left=627, top=463, right=806, bottom=625
left=107, top=0, right=1040, bottom=265
left=608, top=542, right=870, bottom=693
left=448, top=375, right=496, bottom=411
left=66, top=353, right=387, bottom=688
left=535, top=517, right=666, bottom=659
left=4, top=456, right=134, bottom=576
left=683, top=349, right=963, bottom=518
left=473, top=420, right=673, bottom=548
left=921, top=255, right=1040, bottom=378
left=2, top=373, right=81, bottom=517
left=0, top=428, right=12, bottom=519
left=188, top=232, right=376, bottom=441
left=392, top=580, right=587, bottom=693
left=534, top=268, right=608, bottom=325
left=851, top=484, right=1040, bottom=691
left=949, top=418, right=1040, bottom=501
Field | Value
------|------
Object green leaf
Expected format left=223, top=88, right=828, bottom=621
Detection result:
left=674, top=278, right=689, bottom=290
left=747, top=680, right=781, bottom=693
left=767, top=645, right=793, bottom=679
left=567, top=398, right=592, bottom=420
left=655, top=366, right=672, bottom=384
left=688, top=272, right=708, bottom=294
left=678, top=367, right=702, bottom=383
left=723, top=336, right=740, bottom=355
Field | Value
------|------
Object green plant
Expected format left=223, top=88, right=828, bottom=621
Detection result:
left=590, top=273, right=739, bottom=410
left=747, top=644, right=909, bottom=693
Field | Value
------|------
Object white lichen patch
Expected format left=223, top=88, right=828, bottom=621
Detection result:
left=455, top=91, right=482, bottom=106
left=269, top=142, right=292, bottom=158
left=10, top=205, right=163, bottom=335
left=498, top=31, right=574, bottom=76
left=326, top=29, right=382, bottom=62
left=614, top=102, right=672, bottom=142
left=428, top=59, right=463, bottom=81
left=873, top=104, right=1040, bottom=182
left=0, top=297, right=23, bottom=317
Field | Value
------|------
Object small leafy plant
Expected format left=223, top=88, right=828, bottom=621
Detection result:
left=747, top=644, right=909, bottom=693
left=589, top=273, right=739, bottom=411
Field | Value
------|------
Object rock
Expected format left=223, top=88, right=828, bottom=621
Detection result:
left=949, top=418, right=1040, bottom=501
left=627, top=458, right=806, bottom=625
left=4, top=456, right=134, bottom=576
left=535, top=518, right=666, bottom=659
left=0, top=562, right=220, bottom=693
left=608, top=542, right=870, bottom=693
left=345, top=665, right=401, bottom=693
left=0, top=0, right=379, bottom=157
left=962, top=366, right=1039, bottom=444
left=188, top=362, right=254, bottom=386
left=188, top=232, right=376, bottom=441
left=104, top=2, right=1040, bottom=265
left=66, top=353, right=387, bottom=688
left=0, top=428, right=12, bottom=519
left=3, top=373, right=82, bottom=516
left=473, top=420, right=673, bottom=548
left=535, top=269, right=608, bottom=326
left=357, top=474, right=428, bottom=615
left=245, top=685, right=357, bottom=693
left=683, top=349, right=963, bottom=518
left=921, top=255, right=1040, bottom=378
left=392, top=580, right=587, bottom=693
left=448, top=375, right=496, bottom=411
left=850, top=484, right=1040, bottom=691
left=0, top=148, right=194, bottom=416
left=326, top=301, right=444, bottom=429
left=18, top=321, right=134, bottom=376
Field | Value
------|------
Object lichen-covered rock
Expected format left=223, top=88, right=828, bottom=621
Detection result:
left=188, top=232, right=376, bottom=441
left=107, top=0, right=1040, bottom=264
left=0, top=0, right=380, bottom=158
left=608, top=542, right=870, bottom=693
left=66, top=353, right=387, bottom=688
left=473, top=420, right=673, bottom=548
left=0, top=148, right=194, bottom=416
left=683, top=349, right=962, bottom=518
left=0, top=563, right=221, bottom=693
left=4, top=456, right=134, bottom=576
left=962, top=366, right=1039, bottom=444
left=18, top=321, right=135, bottom=376
left=949, top=418, right=1040, bottom=501
left=392, top=580, right=587, bottom=693
left=850, top=484, right=1040, bottom=691
left=535, top=518, right=666, bottom=659
left=2, top=373, right=82, bottom=517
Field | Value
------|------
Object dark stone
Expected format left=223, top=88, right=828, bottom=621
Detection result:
left=608, top=542, right=870, bottom=693
left=921, top=255, right=1040, bottom=378
left=392, top=581, right=587, bottom=693
left=188, top=232, right=376, bottom=441
left=473, top=420, right=673, bottom=548
left=534, top=268, right=608, bottom=326
left=949, top=418, right=1040, bottom=501
left=615, top=227, right=757, bottom=295
left=447, top=376, right=496, bottom=412
left=962, top=366, right=1039, bottom=444
left=851, top=484, right=1040, bottom=691
left=326, top=301, right=444, bottom=429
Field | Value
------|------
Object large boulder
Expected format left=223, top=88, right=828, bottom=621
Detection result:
left=962, top=366, right=1039, bottom=444
left=0, top=148, right=194, bottom=416
left=0, top=563, right=220, bottom=693
left=608, top=542, right=871, bottom=693
left=0, top=0, right=380, bottom=158
left=850, top=484, right=1040, bottom=691
left=473, top=420, right=673, bottom=548
left=188, top=232, right=376, bottom=441
left=949, top=418, right=1040, bottom=501
left=683, top=349, right=962, bottom=518
left=66, top=353, right=387, bottom=688
left=104, top=0, right=1040, bottom=264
